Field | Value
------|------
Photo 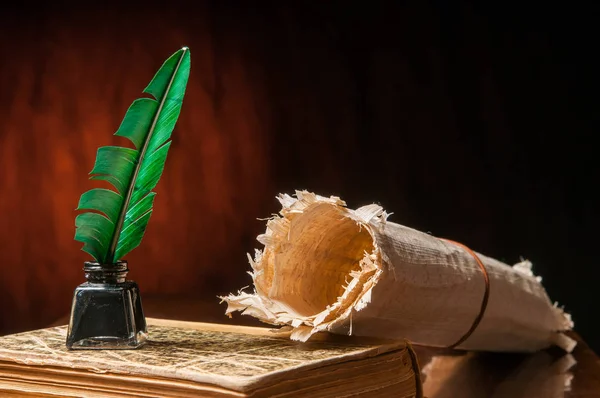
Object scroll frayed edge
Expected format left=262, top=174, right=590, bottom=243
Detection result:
left=220, top=190, right=386, bottom=342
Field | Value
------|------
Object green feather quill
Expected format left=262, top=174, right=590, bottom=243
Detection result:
left=75, top=47, right=191, bottom=264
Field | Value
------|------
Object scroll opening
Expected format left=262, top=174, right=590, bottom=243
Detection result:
left=259, top=203, right=376, bottom=318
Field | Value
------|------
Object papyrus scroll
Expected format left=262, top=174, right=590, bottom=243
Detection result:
left=222, top=191, right=575, bottom=353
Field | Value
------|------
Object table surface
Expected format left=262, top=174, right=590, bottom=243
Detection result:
left=48, top=295, right=600, bottom=397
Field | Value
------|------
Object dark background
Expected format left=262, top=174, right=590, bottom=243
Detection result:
left=1, top=2, right=597, bottom=352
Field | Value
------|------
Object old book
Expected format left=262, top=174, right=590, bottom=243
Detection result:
left=0, top=318, right=422, bottom=398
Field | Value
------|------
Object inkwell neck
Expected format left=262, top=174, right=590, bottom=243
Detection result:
left=84, top=261, right=128, bottom=284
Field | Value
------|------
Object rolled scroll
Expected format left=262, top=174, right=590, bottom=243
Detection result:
left=221, top=191, right=575, bottom=353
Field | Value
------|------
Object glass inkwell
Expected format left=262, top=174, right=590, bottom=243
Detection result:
left=66, top=261, right=147, bottom=349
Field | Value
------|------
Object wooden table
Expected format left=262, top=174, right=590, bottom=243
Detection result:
left=50, top=295, right=600, bottom=397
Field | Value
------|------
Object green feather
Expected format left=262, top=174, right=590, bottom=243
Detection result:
left=75, top=47, right=191, bottom=264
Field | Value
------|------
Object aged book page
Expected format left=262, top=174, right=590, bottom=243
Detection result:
left=222, top=191, right=574, bottom=353
left=0, top=318, right=420, bottom=398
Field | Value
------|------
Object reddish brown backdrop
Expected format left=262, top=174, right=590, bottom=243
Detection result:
left=1, top=2, right=597, bottom=351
